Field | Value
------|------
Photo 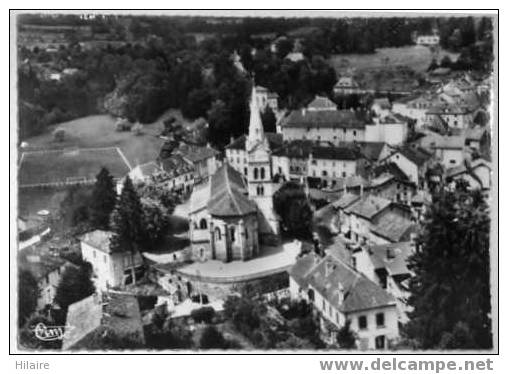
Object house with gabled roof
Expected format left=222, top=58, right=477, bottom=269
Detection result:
left=288, top=252, right=399, bottom=349
left=80, top=230, right=144, bottom=290
left=279, top=98, right=367, bottom=145
left=380, top=145, right=433, bottom=187
left=353, top=241, right=415, bottom=323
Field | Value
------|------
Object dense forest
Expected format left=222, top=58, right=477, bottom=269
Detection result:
left=17, top=14, right=494, bottom=147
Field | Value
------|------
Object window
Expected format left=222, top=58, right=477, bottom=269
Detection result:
left=260, top=168, right=266, bottom=179
left=244, top=167, right=248, bottom=176
left=376, top=313, right=385, bottom=328
left=353, top=131, right=357, bottom=137
left=375, top=335, right=386, bottom=349
left=322, top=170, right=328, bottom=177
left=215, top=227, right=221, bottom=241
left=450, top=160, right=456, bottom=164
left=245, top=229, right=248, bottom=240
left=342, top=171, right=346, bottom=178
left=103, top=255, right=107, bottom=264
left=254, top=168, right=259, bottom=180
left=199, top=218, right=208, bottom=230
left=358, top=315, right=368, bottom=330
left=322, top=299, right=326, bottom=311
left=336, top=312, right=340, bottom=324
left=230, top=227, right=236, bottom=242
left=308, top=289, right=315, bottom=301
left=351, top=257, right=357, bottom=269
left=278, top=167, right=282, bottom=174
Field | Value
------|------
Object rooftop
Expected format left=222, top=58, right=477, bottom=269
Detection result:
left=175, top=143, right=219, bottom=163
left=18, top=248, right=67, bottom=281
left=346, top=195, right=392, bottom=220
left=370, top=212, right=418, bottom=243
left=307, top=96, right=337, bottom=111
left=281, top=109, right=366, bottom=130
left=62, top=292, right=145, bottom=350
left=368, top=241, right=413, bottom=276
left=207, top=163, right=257, bottom=217
left=391, top=145, right=432, bottom=167
left=160, top=154, right=194, bottom=177
left=226, top=133, right=283, bottom=151
left=80, top=230, right=113, bottom=254
left=290, top=253, right=396, bottom=313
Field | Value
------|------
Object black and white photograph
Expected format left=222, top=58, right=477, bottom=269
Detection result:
left=10, top=9, right=497, bottom=356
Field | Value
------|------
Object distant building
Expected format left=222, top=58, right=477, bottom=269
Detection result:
left=289, top=252, right=399, bottom=349
left=279, top=97, right=366, bottom=144
left=80, top=230, right=144, bottom=290
left=365, top=114, right=409, bottom=146
left=284, top=52, right=304, bottom=62
left=416, top=34, right=440, bottom=46
left=19, top=248, right=70, bottom=310
left=425, top=103, right=475, bottom=130
left=333, top=76, right=366, bottom=96
left=173, top=143, right=220, bottom=184
left=62, top=292, right=145, bottom=350
left=392, top=93, right=441, bottom=129
left=430, top=135, right=467, bottom=169
left=446, top=158, right=492, bottom=191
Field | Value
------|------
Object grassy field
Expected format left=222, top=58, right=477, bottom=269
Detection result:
left=329, top=45, right=459, bottom=74
left=23, top=114, right=166, bottom=166
left=19, top=147, right=131, bottom=186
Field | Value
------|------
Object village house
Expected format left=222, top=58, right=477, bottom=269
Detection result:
left=368, top=211, right=418, bottom=245
left=80, top=230, right=144, bottom=291
left=280, top=96, right=367, bottom=145
left=430, top=135, right=467, bottom=169
left=289, top=252, right=399, bottom=350
left=333, top=76, right=366, bottom=96
left=173, top=142, right=220, bottom=184
left=446, top=158, right=492, bottom=191
left=416, top=34, right=440, bottom=45
left=371, top=98, right=392, bottom=118
left=341, top=194, right=412, bottom=247
left=62, top=292, right=145, bottom=350
left=380, top=145, right=433, bottom=187
left=425, top=103, right=475, bottom=130
left=369, top=164, right=417, bottom=206
left=19, top=248, right=70, bottom=310
left=392, top=93, right=441, bottom=129
left=365, top=113, right=409, bottom=146
left=352, top=241, right=415, bottom=323
left=159, top=154, right=195, bottom=194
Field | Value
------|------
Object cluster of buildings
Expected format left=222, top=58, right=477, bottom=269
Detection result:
left=19, top=67, right=492, bottom=351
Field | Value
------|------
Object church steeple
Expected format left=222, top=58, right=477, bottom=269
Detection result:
left=246, top=83, right=268, bottom=152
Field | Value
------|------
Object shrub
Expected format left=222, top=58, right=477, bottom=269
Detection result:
left=53, top=128, right=65, bottom=142
left=132, top=122, right=143, bottom=135
left=191, top=306, right=215, bottom=323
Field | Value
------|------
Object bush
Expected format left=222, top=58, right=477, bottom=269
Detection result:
left=132, top=122, right=143, bottom=135
left=53, top=128, right=65, bottom=142
left=115, top=118, right=132, bottom=132
left=191, top=306, right=215, bottom=323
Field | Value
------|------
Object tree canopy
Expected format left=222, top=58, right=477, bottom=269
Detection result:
left=89, top=167, right=117, bottom=230
left=404, top=183, right=492, bottom=350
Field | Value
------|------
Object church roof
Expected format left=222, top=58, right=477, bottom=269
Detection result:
left=226, top=133, right=283, bottom=151
left=281, top=109, right=366, bottom=129
left=207, top=163, right=257, bottom=217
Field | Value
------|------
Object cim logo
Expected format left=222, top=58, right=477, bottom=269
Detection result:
left=30, top=322, right=74, bottom=341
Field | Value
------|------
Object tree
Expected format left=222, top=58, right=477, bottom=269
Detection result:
left=54, top=263, right=95, bottom=314
left=404, top=184, right=492, bottom=349
left=18, top=270, right=39, bottom=326
left=140, top=198, right=171, bottom=249
left=199, top=325, right=229, bottom=349
left=427, top=58, right=439, bottom=72
left=89, top=167, right=117, bottom=230
left=53, top=128, right=65, bottom=142
left=337, top=320, right=357, bottom=349
left=273, top=181, right=313, bottom=239
left=440, top=55, right=453, bottom=69
left=110, top=176, right=145, bottom=283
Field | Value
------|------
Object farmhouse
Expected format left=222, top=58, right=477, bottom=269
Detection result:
left=80, top=230, right=144, bottom=290
left=289, top=252, right=399, bottom=349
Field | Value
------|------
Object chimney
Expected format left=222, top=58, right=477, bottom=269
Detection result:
left=338, top=283, right=345, bottom=304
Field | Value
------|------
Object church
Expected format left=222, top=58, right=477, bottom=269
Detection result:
left=188, top=85, right=281, bottom=262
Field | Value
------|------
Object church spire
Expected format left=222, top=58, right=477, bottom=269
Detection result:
left=246, top=82, right=267, bottom=152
